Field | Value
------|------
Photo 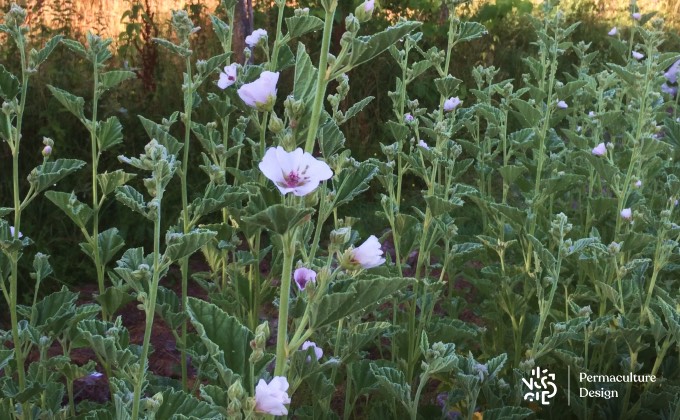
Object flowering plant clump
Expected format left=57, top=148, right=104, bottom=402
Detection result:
left=1, top=0, right=680, bottom=419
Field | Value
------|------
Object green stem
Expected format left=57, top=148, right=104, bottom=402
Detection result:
left=411, top=373, right=430, bottom=420
left=304, top=6, right=335, bottom=153
left=179, top=55, right=194, bottom=392
left=273, top=230, right=297, bottom=377
left=131, top=189, right=164, bottom=420
left=268, top=0, right=286, bottom=72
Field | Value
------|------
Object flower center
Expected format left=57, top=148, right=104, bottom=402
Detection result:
left=285, top=171, right=301, bottom=187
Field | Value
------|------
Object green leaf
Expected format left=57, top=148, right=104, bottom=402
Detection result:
left=94, top=287, right=134, bottom=318
left=155, top=286, right=186, bottom=330
left=346, top=322, right=391, bottom=354
left=434, top=75, right=463, bottom=98
left=115, top=185, right=148, bottom=218
left=423, top=194, right=464, bottom=217
left=347, top=21, right=421, bottom=69
left=164, top=229, right=217, bottom=263
left=319, top=115, right=346, bottom=158
left=0, top=350, right=13, bottom=371
left=47, top=85, right=86, bottom=121
left=456, top=21, right=487, bottom=43
left=199, top=52, right=231, bottom=78
left=526, top=234, right=556, bottom=269
left=286, top=15, right=324, bottom=38
left=425, top=342, right=458, bottom=374
left=30, top=159, right=86, bottom=194
left=61, top=39, right=87, bottom=58
left=99, top=70, right=136, bottom=91
left=98, top=170, right=136, bottom=197
left=0, top=64, right=20, bottom=100
left=31, top=253, right=53, bottom=284
left=189, top=184, right=248, bottom=219
left=242, top=204, right=314, bottom=236
left=511, top=98, right=541, bottom=127
left=310, top=276, right=414, bottom=329
left=30, top=286, right=78, bottom=335
left=30, top=35, right=64, bottom=69
left=77, top=318, right=137, bottom=367
left=97, top=116, right=124, bottom=152
left=156, top=389, right=221, bottom=419
left=138, top=115, right=183, bottom=156
left=44, top=191, right=93, bottom=229
left=80, top=228, right=125, bottom=266
left=185, top=297, right=253, bottom=388
left=153, top=37, right=191, bottom=57
left=342, top=96, right=374, bottom=124
left=333, top=161, right=378, bottom=208
left=498, top=165, right=527, bottom=185
left=370, top=364, right=411, bottom=407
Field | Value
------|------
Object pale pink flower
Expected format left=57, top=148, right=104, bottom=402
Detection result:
left=237, top=71, right=279, bottom=110
left=350, top=235, right=385, bottom=269
left=632, top=51, right=644, bottom=61
left=588, top=111, right=596, bottom=117
left=217, top=63, right=237, bottom=89
left=301, top=341, right=323, bottom=361
left=635, top=180, right=642, bottom=188
left=418, top=140, right=429, bottom=150
left=245, top=28, right=267, bottom=48
left=632, top=12, right=641, bottom=20
left=9, top=226, right=23, bottom=238
left=259, top=147, right=333, bottom=196
left=404, top=113, right=414, bottom=123
left=42, top=145, right=52, bottom=157
left=557, top=100, right=568, bottom=109
left=294, top=267, right=317, bottom=291
left=443, top=97, right=462, bottom=112
left=255, top=377, right=291, bottom=416
left=592, top=143, right=606, bottom=156
left=662, top=83, right=678, bottom=97
left=621, top=208, right=632, bottom=220
left=364, top=0, right=375, bottom=12
left=608, top=27, right=617, bottom=36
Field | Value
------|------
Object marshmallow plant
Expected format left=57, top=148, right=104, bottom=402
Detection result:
left=3, top=0, right=680, bottom=418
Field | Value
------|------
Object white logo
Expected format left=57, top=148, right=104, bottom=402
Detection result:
left=522, top=367, right=557, bottom=405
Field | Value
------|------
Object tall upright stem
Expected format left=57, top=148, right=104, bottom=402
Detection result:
left=179, top=55, right=194, bottom=391
left=131, top=189, right=164, bottom=420
left=273, top=230, right=296, bottom=376
left=304, top=6, right=335, bottom=153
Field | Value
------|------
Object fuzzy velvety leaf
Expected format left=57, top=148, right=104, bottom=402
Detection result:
left=0, top=64, right=19, bottom=100
left=31, top=253, right=53, bottom=284
left=155, top=286, right=186, bottom=330
left=153, top=37, right=191, bottom=57
left=138, top=115, right=183, bottom=156
left=115, top=185, right=148, bottom=218
left=30, top=286, right=78, bottom=335
left=348, top=21, right=421, bottom=69
left=98, top=170, right=136, bottom=197
left=44, top=191, right=93, bottom=229
left=186, top=297, right=253, bottom=388
left=498, top=165, right=527, bottom=185
left=199, top=52, right=230, bottom=78
left=511, top=98, right=541, bottom=127
left=319, top=115, right=346, bottom=158
left=434, top=75, right=463, bottom=99
left=60, top=39, right=87, bottom=58
left=156, top=389, right=221, bottom=419
left=457, top=21, right=487, bottom=43
left=189, top=184, right=248, bottom=219
left=242, top=204, right=314, bottom=236
left=370, top=364, right=411, bottom=407
left=99, top=70, right=136, bottom=91
left=30, top=159, right=86, bottom=194
left=342, top=96, right=374, bottom=124
left=286, top=15, right=324, bottom=38
left=47, top=85, right=85, bottom=121
left=310, top=276, right=414, bottom=329
left=94, top=287, right=134, bottom=318
left=333, top=161, right=378, bottom=208
left=96, top=116, right=124, bottom=152
left=164, top=229, right=217, bottom=263
left=79, top=228, right=125, bottom=266
left=30, top=35, right=64, bottom=69
left=423, top=194, right=464, bottom=217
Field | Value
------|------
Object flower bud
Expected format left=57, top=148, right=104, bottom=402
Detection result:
left=42, top=145, right=52, bottom=157
left=355, top=0, right=375, bottom=23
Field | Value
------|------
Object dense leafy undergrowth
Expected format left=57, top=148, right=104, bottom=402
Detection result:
left=1, top=0, right=680, bottom=418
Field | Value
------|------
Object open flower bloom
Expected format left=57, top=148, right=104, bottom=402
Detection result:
left=662, top=83, right=678, bottom=97
left=621, top=208, right=632, bottom=220
left=259, top=147, right=333, bottom=196
left=635, top=180, right=642, bottom=188
left=404, top=113, right=414, bottom=123
left=217, top=63, right=237, bottom=89
left=665, top=59, right=680, bottom=84
left=255, top=377, right=291, bottom=416
left=301, top=341, right=323, bottom=361
left=294, top=267, right=317, bottom=291
left=9, top=226, right=23, bottom=238
left=350, top=235, right=385, bottom=269
left=237, top=71, right=279, bottom=111
left=557, top=100, right=568, bottom=109
left=608, top=27, right=617, bottom=36
left=418, top=140, right=429, bottom=150
left=632, top=51, right=644, bottom=61
left=444, top=97, right=462, bottom=112
left=592, top=143, right=606, bottom=156
left=245, top=28, right=267, bottom=48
